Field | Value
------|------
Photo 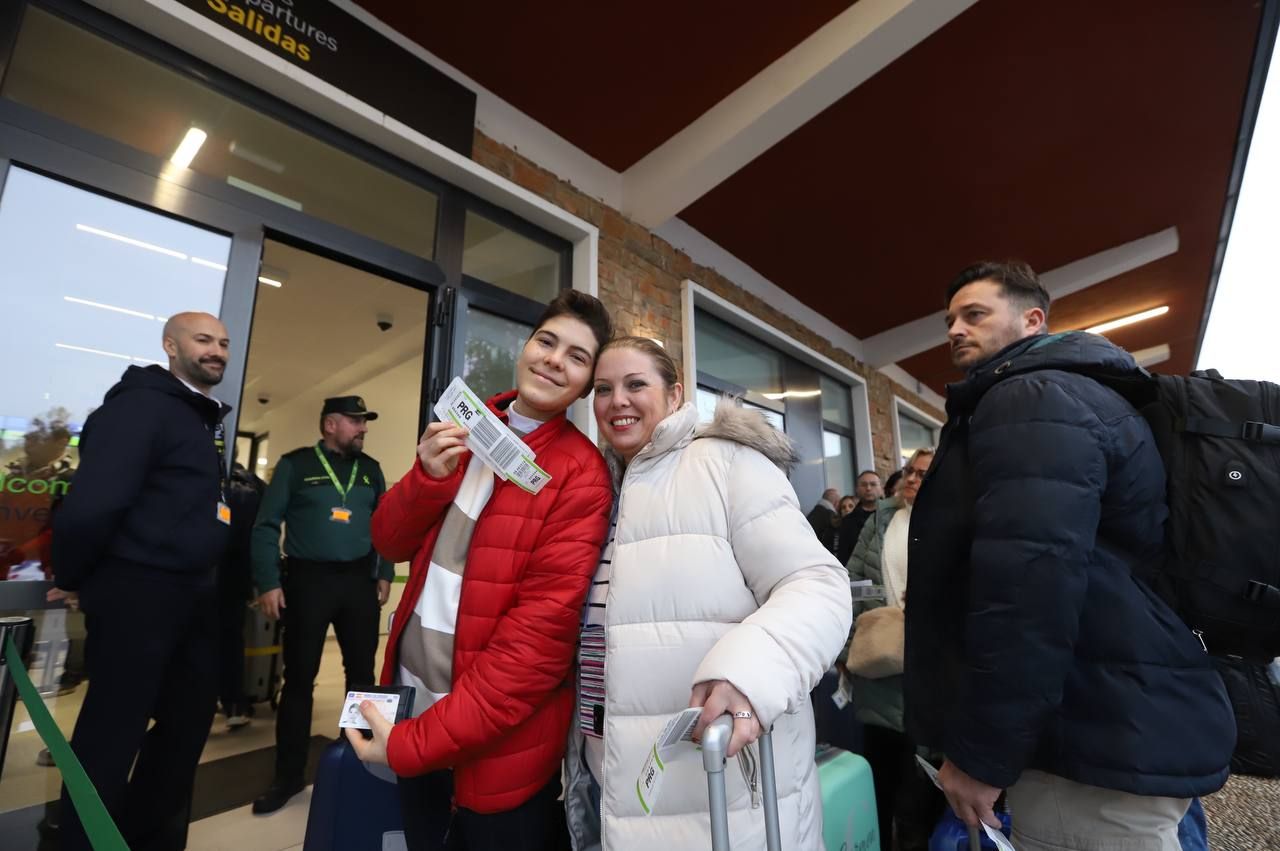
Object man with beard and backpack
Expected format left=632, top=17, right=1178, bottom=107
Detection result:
left=905, top=262, right=1235, bottom=851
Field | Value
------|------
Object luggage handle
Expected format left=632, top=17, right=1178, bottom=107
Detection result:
left=702, top=716, right=781, bottom=851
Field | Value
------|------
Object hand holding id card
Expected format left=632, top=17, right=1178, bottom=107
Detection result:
left=338, top=685, right=415, bottom=731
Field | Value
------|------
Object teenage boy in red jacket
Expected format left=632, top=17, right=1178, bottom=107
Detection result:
left=349, top=291, right=613, bottom=850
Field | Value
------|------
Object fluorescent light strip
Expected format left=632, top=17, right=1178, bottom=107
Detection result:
left=63, top=296, right=156, bottom=320
left=229, top=141, right=286, bottom=174
left=75, top=224, right=188, bottom=260
left=227, top=175, right=303, bottom=211
left=170, top=127, right=208, bottom=169
left=1132, top=343, right=1172, bottom=368
left=190, top=257, right=228, bottom=271
left=762, top=389, right=822, bottom=400
left=56, top=342, right=132, bottom=361
left=1084, top=305, right=1169, bottom=335
left=257, top=276, right=284, bottom=288
left=56, top=342, right=166, bottom=366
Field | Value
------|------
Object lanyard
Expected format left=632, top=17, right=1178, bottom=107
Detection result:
left=314, top=444, right=359, bottom=506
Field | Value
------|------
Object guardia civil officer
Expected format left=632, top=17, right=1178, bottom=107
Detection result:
left=250, top=396, right=392, bottom=814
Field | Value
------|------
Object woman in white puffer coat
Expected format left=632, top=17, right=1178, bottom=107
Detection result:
left=564, top=336, right=853, bottom=851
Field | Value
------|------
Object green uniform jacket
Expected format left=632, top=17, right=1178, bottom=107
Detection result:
left=845, top=498, right=907, bottom=732
left=250, top=442, right=391, bottom=593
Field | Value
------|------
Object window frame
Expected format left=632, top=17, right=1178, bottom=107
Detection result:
left=683, top=280, right=873, bottom=502
left=892, top=396, right=944, bottom=467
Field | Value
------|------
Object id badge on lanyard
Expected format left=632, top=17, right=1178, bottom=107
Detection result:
left=315, top=445, right=359, bottom=524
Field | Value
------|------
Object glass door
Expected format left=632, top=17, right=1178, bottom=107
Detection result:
left=0, top=164, right=241, bottom=822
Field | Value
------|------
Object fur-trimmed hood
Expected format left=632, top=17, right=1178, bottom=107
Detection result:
left=695, top=401, right=799, bottom=471
left=605, top=400, right=798, bottom=485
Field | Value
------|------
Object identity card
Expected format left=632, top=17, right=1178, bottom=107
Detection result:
left=340, top=690, right=401, bottom=730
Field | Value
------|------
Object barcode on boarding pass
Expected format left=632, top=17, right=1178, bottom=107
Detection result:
left=469, top=416, right=520, bottom=468
left=512, top=459, right=544, bottom=487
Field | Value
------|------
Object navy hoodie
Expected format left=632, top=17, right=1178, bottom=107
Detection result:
left=52, top=365, right=233, bottom=590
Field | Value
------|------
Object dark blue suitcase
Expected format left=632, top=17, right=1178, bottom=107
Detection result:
left=812, top=670, right=865, bottom=754
left=303, top=739, right=405, bottom=851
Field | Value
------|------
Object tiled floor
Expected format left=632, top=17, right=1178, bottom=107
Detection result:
left=187, top=787, right=313, bottom=851
left=7, top=621, right=1280, bottom=851
left=2, top=630, right=388, bottom=851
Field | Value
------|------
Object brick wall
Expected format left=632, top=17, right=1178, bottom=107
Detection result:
left=472, top=131, right=944, bottom=481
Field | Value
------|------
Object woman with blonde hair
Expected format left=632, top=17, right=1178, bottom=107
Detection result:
left=564, top=336, right=852, bottom=850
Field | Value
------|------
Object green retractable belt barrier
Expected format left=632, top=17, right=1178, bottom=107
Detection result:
left=3, top=633, right=129, bottom=851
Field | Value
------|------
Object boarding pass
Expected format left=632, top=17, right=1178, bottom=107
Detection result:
left=433, top=376, right=552, bottom=495
left=636, top=707, right=703, bottom=816
left=915, top=756, right=1015, bottom=851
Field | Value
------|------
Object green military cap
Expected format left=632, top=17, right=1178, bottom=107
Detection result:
left=321, top=396, right=378, bottom=420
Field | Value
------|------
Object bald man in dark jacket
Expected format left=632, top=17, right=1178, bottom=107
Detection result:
left=53, top=312, right=233, bottom=851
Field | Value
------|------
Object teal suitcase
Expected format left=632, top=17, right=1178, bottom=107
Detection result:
left=817, top=745, right=880, bottom=851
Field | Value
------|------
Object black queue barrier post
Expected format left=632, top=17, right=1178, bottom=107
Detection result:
left=0, top=615, right=36, bottom=782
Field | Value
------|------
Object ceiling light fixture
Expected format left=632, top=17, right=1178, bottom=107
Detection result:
left=63, top=295, right=155, bottom=320
left=1132, top=343, right=1172, bottom=368
left=56, top=342, right=167, bottom=365
left=1084, top=305, right=1169, bottom=335
left=227, top=175, right=303, bottom=211
left=169, top=127, right=208, bottom=169
left=56, top=342, right=132, bottom=360
left=76, top=224, right=188, bottom=260
left=190, top=257, right=228, bottom=271
left=762, top=389, right=822, bottom=400
left=229, top=141, right=286, bottom=174
left=257, top=276, right=284, bottom=288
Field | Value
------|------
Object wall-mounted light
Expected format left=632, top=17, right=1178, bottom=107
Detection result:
left=1085, top=305, right=1169, bottom=335
left=170, top=127, right=208, bottom=169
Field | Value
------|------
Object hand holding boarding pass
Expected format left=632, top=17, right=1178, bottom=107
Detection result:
left=432, top=377, right=552, bottom=494
left=916, top=755, right=1013, bottom=851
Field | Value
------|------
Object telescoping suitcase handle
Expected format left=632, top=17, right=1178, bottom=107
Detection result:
left=701, top=715, right=782, bottom=851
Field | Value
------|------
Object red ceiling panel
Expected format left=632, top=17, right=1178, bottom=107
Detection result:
left=353, top=0, right=854, bottom=170
left=680, top=0, right=1262, bottom=347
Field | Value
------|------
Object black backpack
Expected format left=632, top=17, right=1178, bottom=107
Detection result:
left=1212, top=655, right=1280, bottom=777
left=1087, top=368, right=1280, bottom=661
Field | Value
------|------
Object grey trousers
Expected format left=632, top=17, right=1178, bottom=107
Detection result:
left=1007, top=770, right=1190, bottom=851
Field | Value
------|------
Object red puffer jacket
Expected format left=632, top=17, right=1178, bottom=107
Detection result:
left=372, top=391, right=612, bottom=813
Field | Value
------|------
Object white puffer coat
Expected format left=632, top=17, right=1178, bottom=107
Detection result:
left=565, top=402, right=853, bottom=850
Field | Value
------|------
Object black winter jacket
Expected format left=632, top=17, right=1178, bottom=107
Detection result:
left=53, top=365, right=232, bottom=589
left=904, top=332, right=1234, bottom=798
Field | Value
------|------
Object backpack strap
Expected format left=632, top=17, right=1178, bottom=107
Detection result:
left=1183, top=417, right=1280, bottom=444
left=1245, top=580, right=1280, bottom=611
